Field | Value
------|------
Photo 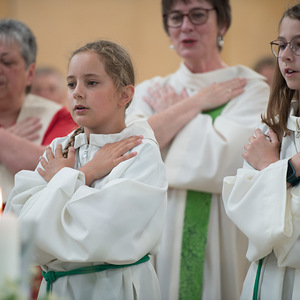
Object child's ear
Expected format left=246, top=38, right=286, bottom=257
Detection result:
left=119, top=85, right=134, bottom=107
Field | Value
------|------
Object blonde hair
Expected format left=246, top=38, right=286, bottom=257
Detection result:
left=63, top=40, right=135, bottom=158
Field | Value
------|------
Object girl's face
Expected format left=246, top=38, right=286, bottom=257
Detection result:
left=67, top=51, right=128, bottom=136
left=168, top=0, right=222, bottom=65
left=278, top=17, right=300, bottom=91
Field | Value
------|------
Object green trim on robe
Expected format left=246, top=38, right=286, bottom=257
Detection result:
left=179, top=104, right=226, bottom=300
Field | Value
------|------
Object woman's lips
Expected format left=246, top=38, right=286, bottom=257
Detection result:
left=181, top=39, right=197, bottom=47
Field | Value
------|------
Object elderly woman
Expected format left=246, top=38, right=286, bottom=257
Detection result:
left=127, top=0, right=270, bottom=299
left=0, top=19, right=77, bottom=204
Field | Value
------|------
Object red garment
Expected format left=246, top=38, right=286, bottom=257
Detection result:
left=42, top=107, right=77, bottom=145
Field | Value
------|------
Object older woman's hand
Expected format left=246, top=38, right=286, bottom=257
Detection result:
left=192, top=77, right=247, bottom=112
left=6, top=117, right=42, bottom=141
left=143, top=78, right=247, bottom=114
left=144, top=83, right=188, bottom=113
left=242, top=129, right=280, bottom=170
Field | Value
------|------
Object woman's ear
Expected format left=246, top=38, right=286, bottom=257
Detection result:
left=119, top=85, right=135, bottom=108
left=218, top=24, right=228, bottom=37
left=26, top=63, right=36, bottom=86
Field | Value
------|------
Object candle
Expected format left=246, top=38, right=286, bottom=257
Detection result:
left=0, top=187, right=21, bottom=286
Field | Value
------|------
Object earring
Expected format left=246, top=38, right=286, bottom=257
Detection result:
left=217, top=36, right=224, bottom=48
left=170, top=44, right=174, bottom=50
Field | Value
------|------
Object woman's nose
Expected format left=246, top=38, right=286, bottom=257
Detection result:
left=181, top=15, right=194, bottom=31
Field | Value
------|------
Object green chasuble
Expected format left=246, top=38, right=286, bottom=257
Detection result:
left=179, top=104, right=226, bottom=300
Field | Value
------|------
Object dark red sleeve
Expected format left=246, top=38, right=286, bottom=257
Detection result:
left=41, top=107, right=78, bottom=146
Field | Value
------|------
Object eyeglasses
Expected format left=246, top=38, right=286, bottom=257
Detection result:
left=270, top=37, right=300, bottom=58
left=163, top=8, right=215, bottom=28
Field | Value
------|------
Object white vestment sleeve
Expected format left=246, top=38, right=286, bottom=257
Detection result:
left=6, top=140, right=167, bottom=266
left=274, top=184, right=300, bottom=268
left=165, top=85, right=267, bottom=193
left=222, top=159, right=296, bottom=262
left=129, top=67, right=269, bottom=194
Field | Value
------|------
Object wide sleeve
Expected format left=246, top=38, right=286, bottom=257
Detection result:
left=165, top=80, right=269, bottom=193
left=222, top=158, right=300, bottom=268
left=6, top=140, right=167, bottom=266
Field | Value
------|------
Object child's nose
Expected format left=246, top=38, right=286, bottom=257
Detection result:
left=73, top=85, right=85, bottom=99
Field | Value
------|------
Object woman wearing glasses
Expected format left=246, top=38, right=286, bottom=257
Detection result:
left=223, top=4, right=300, bottom=299
left=127, top=0, right=269, bottom=299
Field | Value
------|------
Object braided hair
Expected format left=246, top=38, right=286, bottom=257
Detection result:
left=62, top=127, right=84, bottom=158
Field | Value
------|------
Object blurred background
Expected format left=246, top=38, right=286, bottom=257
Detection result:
left=0, top=0, right=294, bottom=84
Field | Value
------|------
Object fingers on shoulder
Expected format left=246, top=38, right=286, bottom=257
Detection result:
left=54, top=144, right=64, bottom=157
left=37, top=167, right=45, bottom=177
left=45, top=146, right=55, bottom=160
left=267, top=129, right=279, bottom=143
left=67, top=147, right=76, bottom=159
left=116, top=136, right=143, bottom=155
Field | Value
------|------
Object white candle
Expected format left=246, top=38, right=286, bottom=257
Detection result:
left=0, top=187, right=21, bottom=286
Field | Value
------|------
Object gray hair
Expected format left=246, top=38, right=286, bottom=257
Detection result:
left=0, top=18, right=37, bottom=68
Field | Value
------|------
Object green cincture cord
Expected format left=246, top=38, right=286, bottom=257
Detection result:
left=42, top=254, right=150, bottom=294
left=252, top=258, right=263, bottom=300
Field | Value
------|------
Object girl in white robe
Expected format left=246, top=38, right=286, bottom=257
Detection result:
left=5, top=40, right=168, bottom=300
left=223, top=4, right=300, bottom=299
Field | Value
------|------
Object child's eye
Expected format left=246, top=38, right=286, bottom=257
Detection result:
left=67, top=82, right=76, bottom=89
left=278, top=43, right=287, bottom=51
left=88, top=80, right=98, bottom=86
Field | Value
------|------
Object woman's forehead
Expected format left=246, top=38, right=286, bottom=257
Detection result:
left=172, top=0, right=210, bottom=6
left=0, top=37, right=22, bottom=57
left=0, top=35, right=20, bottom=48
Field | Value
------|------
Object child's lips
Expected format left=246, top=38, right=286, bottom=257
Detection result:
left=284, top=67, right=297, bottom=75
left=75, top=105, right=87, bottom=109
left=74, top=105, right=88, bottom=113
